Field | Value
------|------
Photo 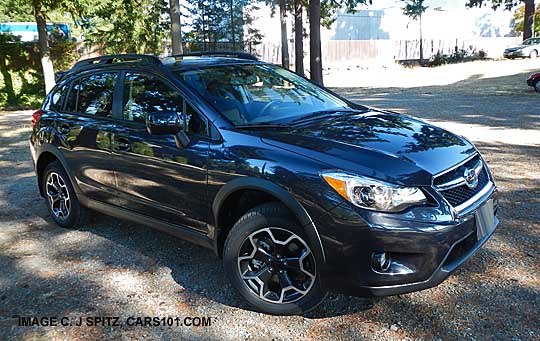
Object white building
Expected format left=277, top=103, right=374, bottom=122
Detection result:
left=251, top=0, right=519, bottom=65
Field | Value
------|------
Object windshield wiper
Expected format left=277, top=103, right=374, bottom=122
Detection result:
left=234, top=123, right=290, bottom=130
left=290, top=108, right=363, bottom=125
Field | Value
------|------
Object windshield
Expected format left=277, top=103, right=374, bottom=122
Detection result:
left=523, top=38, right=539, bottom=45
left=175, top=64, right=350, bottom=125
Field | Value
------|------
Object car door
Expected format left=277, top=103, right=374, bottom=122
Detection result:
left=53, top=72, right=120, bottom=204
left=109, top=71, right=210, bottom=232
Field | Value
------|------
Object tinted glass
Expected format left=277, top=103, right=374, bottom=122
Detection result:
left=185, top=102, right=208, bottom=136
left=123, top=73, right=183, bottom=123
left=524, top=38, right=540, bottom=45
left=175, top=64, right=349, bottom=125
left=45, top=83, right=68, bottom=111
left=67, top=73, right=117, bottom=118
left=65, top=79, right=79, bottom=113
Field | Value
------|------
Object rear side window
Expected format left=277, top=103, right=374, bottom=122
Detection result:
left=65, top=73, right=117, bottom=118
left=44, top=83, right=68, bottom=111
left=122, top=73, right=183, bottom=124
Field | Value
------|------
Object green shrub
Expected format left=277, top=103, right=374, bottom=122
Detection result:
left=429, top=48, right=487, bottom=67
left=0, top=33, right=78, bottom=109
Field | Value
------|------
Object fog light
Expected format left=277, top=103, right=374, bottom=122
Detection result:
left=371, top=252, right=391, bottom=272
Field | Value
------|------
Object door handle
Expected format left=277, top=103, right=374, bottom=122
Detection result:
left=58, top=123, right=70, bottom=135
left=114, top=137, right=131, bottom=152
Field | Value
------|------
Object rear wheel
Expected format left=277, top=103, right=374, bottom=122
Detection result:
left=529, top=50, right=538, bottom=58
left=223, top=202, right=326, bottom=315
left=42, top=161, right=88, bottom=228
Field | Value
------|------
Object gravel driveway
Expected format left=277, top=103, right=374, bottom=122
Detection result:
left=1, top=60, right=539, bottom=340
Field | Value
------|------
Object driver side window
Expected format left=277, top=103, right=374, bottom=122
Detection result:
left=185, top=101, right=208, bottom=136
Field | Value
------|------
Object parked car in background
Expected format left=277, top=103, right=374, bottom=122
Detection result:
left=30, top=53, right=499, bottom=315
left=527, top=72, right=540, bottom=92
left=504, top=38, right=540, bottom=59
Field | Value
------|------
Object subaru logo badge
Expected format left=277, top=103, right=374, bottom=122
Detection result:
left=464, top=168, right=478, bottom=189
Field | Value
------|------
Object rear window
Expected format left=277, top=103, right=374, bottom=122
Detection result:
left=65, top=73, right=118, bottom=118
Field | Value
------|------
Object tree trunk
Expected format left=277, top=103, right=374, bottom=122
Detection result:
left=309, top=0, right=323, bottom=85
left=523, top=0, right=535, bottom=41
left=279, top=0, right=290, bottom=69
left=419, top=14, right=424, bottom=62
left=33, top=3, right=55, bottom=93
left=169, top=0, right=183, bottom=55
left=230, top=0, right=236, bottom=50
left=0, top=53, right=16, bottom=105
left=294, top=0, right=304, bottom=76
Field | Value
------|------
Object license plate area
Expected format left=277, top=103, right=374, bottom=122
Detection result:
left=476, top=199, right=495, bottom=240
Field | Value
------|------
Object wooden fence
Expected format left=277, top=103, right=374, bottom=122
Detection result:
left=255, top=37, right=522, bottom=67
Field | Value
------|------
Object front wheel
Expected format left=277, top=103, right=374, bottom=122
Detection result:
left=529, top=50, right=538, bottom=58
left=534, top=80, right=540, bottom=93
left=223, top=203, right=326, bottom=315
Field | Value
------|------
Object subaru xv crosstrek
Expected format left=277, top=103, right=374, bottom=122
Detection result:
left=30, top=53, right=499, bottom=315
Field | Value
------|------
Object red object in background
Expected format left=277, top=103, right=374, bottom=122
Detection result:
left=527, top=72, right=540, bottom=85
left=526, top=72, right=540, bottom=93
left=31, top=109, right=43, bottom=128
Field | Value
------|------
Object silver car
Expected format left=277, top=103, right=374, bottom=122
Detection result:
left=504, top=38, right=540, bottom=58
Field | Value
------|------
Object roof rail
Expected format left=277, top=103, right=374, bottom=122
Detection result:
left=71, top=54, right=162, bottom=72
left=167, top=51, right=258, bottom=61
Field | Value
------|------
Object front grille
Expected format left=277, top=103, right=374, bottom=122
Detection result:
left=434, top=155, right=491, bottom=208
left=433, top=155, right=481, bottom=187
left=440, top=167, right=489, bottom=206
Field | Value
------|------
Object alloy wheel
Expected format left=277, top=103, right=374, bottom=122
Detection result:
left=45, top=171, right=71, bottom=219
left=237, top=227, right=316, bottom=304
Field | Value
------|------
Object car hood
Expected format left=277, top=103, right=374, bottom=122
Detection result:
left=258, top=110, right=477, bottom=186
left=508, top=44, right=534, bottom=50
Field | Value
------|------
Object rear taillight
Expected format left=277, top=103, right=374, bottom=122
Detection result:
left=31, top=109, right=43, bottom=128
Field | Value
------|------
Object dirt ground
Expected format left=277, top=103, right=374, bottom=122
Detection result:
left=0, top=59, right=539, bottom=340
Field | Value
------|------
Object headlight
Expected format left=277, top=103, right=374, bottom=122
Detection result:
left=321, top=171, right=427, bottom=212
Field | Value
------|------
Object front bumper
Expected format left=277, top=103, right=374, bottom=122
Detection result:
left=315, top=187, right=499, bottom=297
left=504, top=50, right=525, bottom=58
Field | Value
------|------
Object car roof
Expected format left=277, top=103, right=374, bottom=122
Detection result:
left=56, top=53, right=262, bottom=81
left=165, top=56, right=261, bottom=71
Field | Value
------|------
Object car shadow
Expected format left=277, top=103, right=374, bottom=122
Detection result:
left=76, top=212, right=377, bottom=318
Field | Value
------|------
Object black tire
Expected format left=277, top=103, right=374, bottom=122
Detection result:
left=223, top=202, right=326, bottom=315
left=534, top=79, right=540, bottom=93
left=42, top=161, right=88, bottom=228
left=529, top=50, right=538, bottom=58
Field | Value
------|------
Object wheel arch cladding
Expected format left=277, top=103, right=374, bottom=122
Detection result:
left=35, top=146, right=77, bottom=197
left=212, top=177, right=326, bottom=264
left=36, top=151, right=59, bottom=196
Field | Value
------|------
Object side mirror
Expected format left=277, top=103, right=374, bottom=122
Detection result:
left=146, top=111, right=182, bottom=135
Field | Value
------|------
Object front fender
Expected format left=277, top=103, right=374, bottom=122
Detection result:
left=212, top=177, right=326, bottom=264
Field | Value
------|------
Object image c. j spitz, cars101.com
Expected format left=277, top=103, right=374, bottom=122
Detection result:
left=30, top=52, right=499, bottom=315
